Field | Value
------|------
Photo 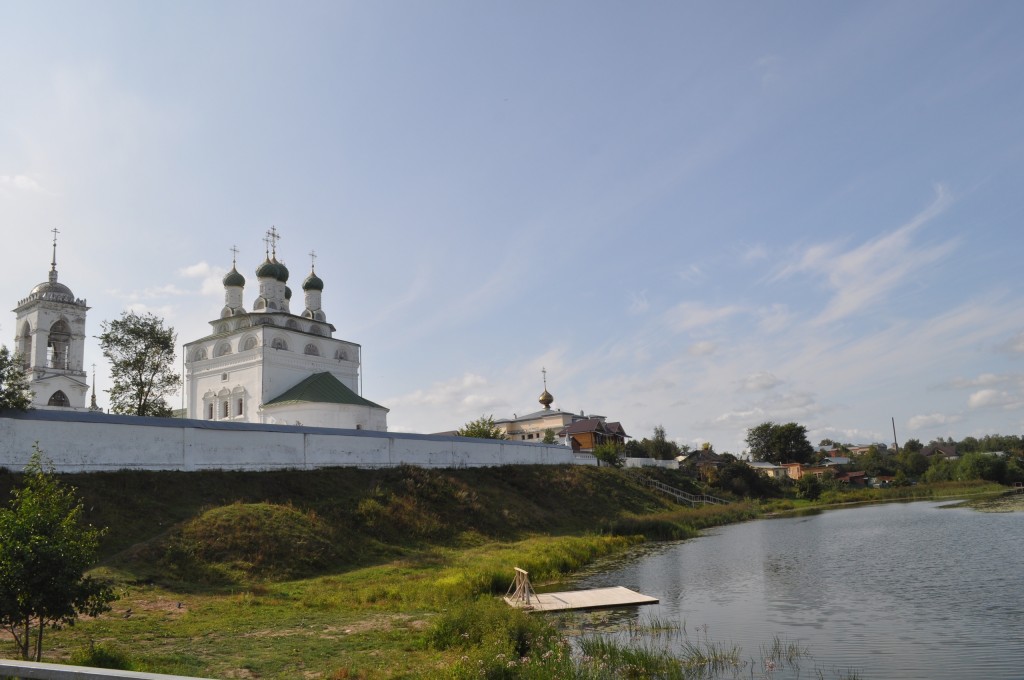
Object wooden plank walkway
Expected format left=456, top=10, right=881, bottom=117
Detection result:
left=505, top=585, right=658, bottom=612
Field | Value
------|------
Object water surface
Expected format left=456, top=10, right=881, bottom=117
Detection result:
left=574, top=501, right=1024, bottom=678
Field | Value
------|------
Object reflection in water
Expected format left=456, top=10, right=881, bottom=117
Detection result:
left=568, top=501, right=1024, bottom=679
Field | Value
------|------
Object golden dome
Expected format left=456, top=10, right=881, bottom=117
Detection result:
left=539, top=389, right=554, bottom=410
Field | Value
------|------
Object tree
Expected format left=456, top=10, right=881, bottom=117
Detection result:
left=99, top=311, right=181, bottom=416
left=746, top=422, right=814, bottom=464
left=0, top=447, right=115, bottom=660
left=647, top=425, right=680, bottom=460
left=592, top=441, right=624, bottom=468
left=542, top=428, right=556, bottom=444
left=456, top=415, right=507, bottom=439
left=0, top=346, right=32, bottom=410
left=903, top=438, right=923, bottom=453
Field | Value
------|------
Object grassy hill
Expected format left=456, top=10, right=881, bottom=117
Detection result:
left=0, top=463, right=763, bottom=678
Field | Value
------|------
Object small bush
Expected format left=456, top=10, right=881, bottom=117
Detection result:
left=71, top=642, right=134, bottom=670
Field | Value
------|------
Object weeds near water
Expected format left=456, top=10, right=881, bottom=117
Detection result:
left=627, top=614, right=681, bottom=638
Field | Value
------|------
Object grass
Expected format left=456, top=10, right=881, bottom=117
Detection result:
left=0, top=463, right=997, bottom=677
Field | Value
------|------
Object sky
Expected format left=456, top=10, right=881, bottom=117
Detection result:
left=2, top=1, right=1023, bottom=454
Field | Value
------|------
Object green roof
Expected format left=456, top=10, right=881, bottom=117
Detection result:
left=263, top=372, right=385, bottom=409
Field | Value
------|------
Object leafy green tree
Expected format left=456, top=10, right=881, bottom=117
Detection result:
left=456, top=415, right=507, bottom=439
left=895, top=449, right=929, bottom=476
left=592, top=442, right=624, bottom=468
left=795, top=473, right=822, bottom=500
left=0, top=448, right=116, bottom=660
left=0, top=346, right=32, bottom=410
left=746, top=422, right=814, bottom=464
left=647, top=425, right=680, bottom=460
left=99, top=311, right=181, bottom=416
left=541, top=428, right=556, bottom=444
left=903, top=438, right=923, bottom=453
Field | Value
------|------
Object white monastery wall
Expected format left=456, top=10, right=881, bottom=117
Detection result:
left=0, top=410, right=595, bottom=473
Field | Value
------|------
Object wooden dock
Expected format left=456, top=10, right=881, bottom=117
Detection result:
left=504, top=567, right=658, bottom=612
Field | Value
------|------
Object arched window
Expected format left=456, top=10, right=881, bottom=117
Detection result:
left=47, top=319, right=71, bottom=370
left=309, top=325, right=324, bottom=336
left=271, top=338, right=288, bottom=350
left=207, top=403, right=214, bottom=419
left=335, top=349, right=347, bottom=361
left=18, top=322, right=31, bottom=368
left=216, top=323, right=229, bottom=334
left=237, top=398, right=244, bottom=416
left=215, top=342, right=232, bottom=357
left=253, top=298, right=266, bottom=310
left=193, top=347, right=208, bottom=361
left=222, top=401, right=229, bottom=417
left=304, top=343, right=320, bottom=356
left=48, top=390, right=69, bottom=407
left=285, top=319, right=300, bottom=330
left=242, top=336, right=257, bottom=351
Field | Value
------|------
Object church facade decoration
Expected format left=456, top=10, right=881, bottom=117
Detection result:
left=183, top=229, right=388, bottom=431
left=12, top=231, right=90, bottom=410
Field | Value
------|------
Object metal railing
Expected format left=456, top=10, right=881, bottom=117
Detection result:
left=634, top=475, right=729, bottom=507
left=0, top=659, right=212, bottom=680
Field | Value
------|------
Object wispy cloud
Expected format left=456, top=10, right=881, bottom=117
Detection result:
left=0, top=174, right=47, bottom=193
left=908, top=412, right=963, bottom=430
left=741, top=243, right=769, bottom=263
left=688, top=341, right=717, bottom=356
left=742, top=372, right=782, bottom=391
left=629, top=291, right=650, bottom=315
left=664, top=302, right=744, bottom=333
left=774, top=185, right=957, bottom=325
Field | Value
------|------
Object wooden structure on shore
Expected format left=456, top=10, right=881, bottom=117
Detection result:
left=504, top=567, right=658, bottom=613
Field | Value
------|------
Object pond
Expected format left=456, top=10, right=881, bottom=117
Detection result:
left=571, top=500, right=1024, bottom=678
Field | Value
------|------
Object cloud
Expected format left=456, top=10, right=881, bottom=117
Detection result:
left=688, top=341, right=717, bottom=356
left=907, top=413, right=963, bottom=430
left=677, top=264, right=704, bottom=283
left=1001, top=331, right=1024, bottom=354
left=0, top=174, right=47, bottom=193
left=628, top=291, right=650, bottom=315
left=967, top=389, right=1024, bottom=410
left=742, top=372, right=782, bottom=391
left=741, top=243, right=768, bottom=263
left=664, top=302, right=743, bottom=332
left=942, top=373, right=1018, bottom=390
left=755, top=54, right=783, bottom=88
left=773, top=186, right=957, bottom=325
left=178, top=261, right=226, bottom=296
left=756, top=304, right=794, bottom=334
left=387, top=373, right=495, bottom=409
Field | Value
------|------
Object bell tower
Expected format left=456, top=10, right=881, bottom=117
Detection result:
left=11, top=230, right=90, bottom=409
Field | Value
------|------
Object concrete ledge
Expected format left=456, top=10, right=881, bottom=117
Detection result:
left=0, top=658, right=212, bottom=679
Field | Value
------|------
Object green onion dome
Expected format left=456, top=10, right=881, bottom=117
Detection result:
left=273, top=257, right=289, bottom=283
left=285, top=286, right=293, bottom=300
left=256, top=257, right=280, bottom=280
left=223, top=266, right=246, bottom=287
left=302, top=271, right=324, bottom=291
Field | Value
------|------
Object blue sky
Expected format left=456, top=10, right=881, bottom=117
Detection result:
left=3, top=1, right=1023, bottom=453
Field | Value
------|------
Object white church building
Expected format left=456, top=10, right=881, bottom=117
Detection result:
left=183, top=231, right=389, bottom=431
left=12, top=234, right=91, bottom=410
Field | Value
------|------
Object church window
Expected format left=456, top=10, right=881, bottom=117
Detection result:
left=207, top=403, right=214, bottom=420
left=242, top=337, right=257, bottom=351
left=221, top=373, right=229, bottom=381
left=222, top=401, right=229, bottom=418
left=216, top=323, right=229, bottom=334
left=304, top=344, right=320, bottom=356
left=18, top=322, right=31, bottom=368
left=271, top=338, right=288, bottom=350
left=193, top=348, right=208, bottom=361
left=267, top=301, right=278, bottom=310
left=48, top=390, right=69, bottom=407
left=237, top=398, right=244, bottom=416
left=215, top=342, right=232, bottom=357
left=286, top=319, right=299, bottom=330
left=254, top=298, right=266, bottom=310
left=309, top=325, right=323, bottom=336
left=47, top=319, right=71, bottom=370
left=334, top=349, right=347, bottom=361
